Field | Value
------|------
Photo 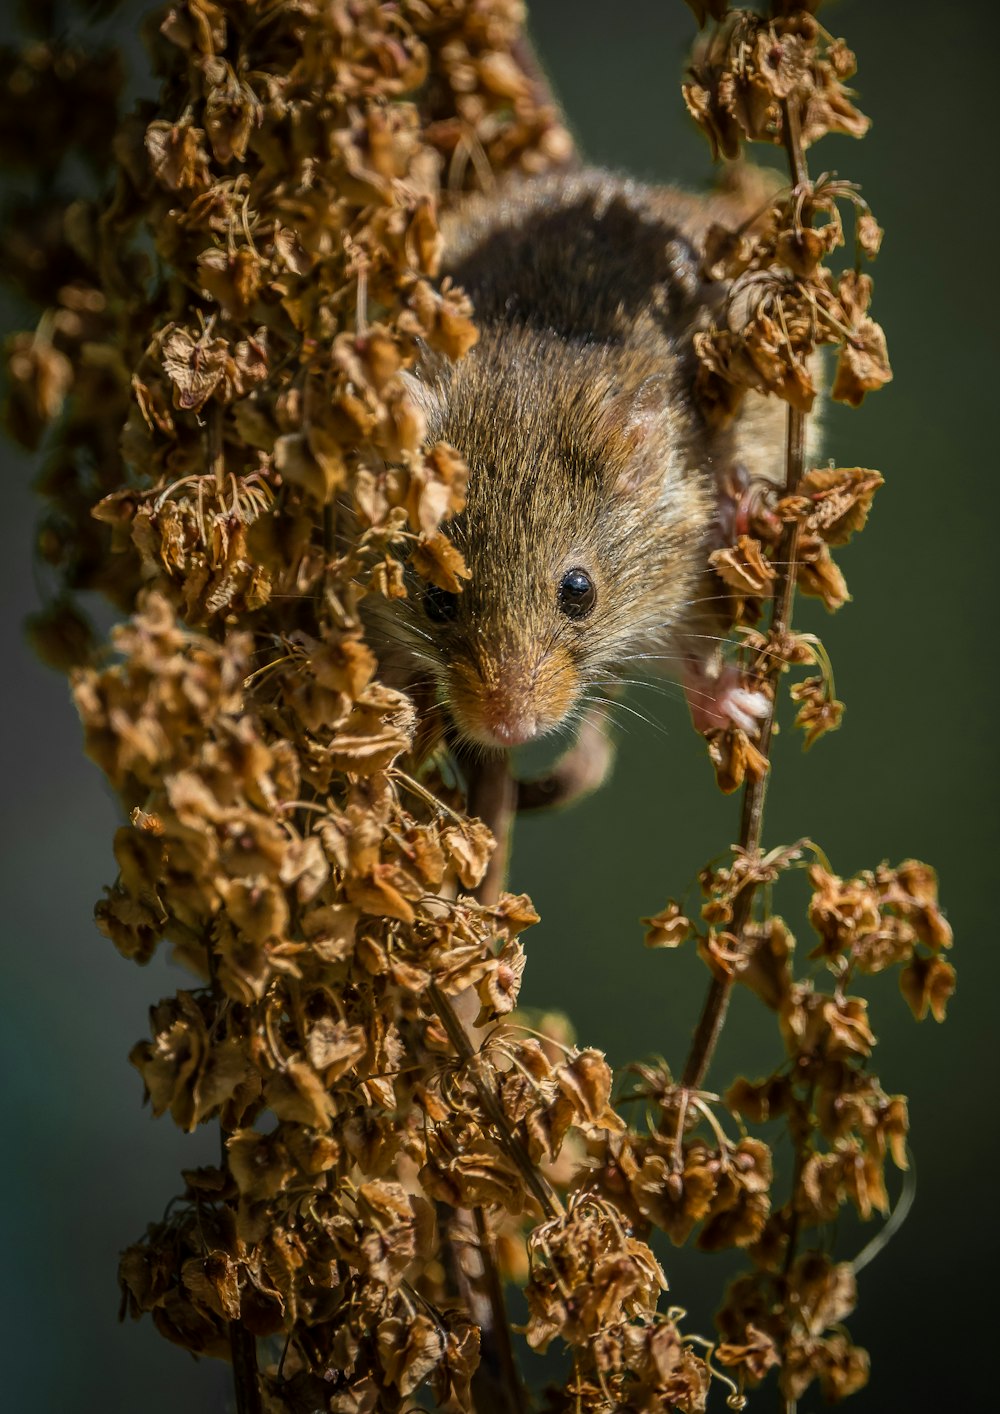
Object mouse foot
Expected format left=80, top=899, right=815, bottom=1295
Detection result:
left=717, top=462, right=782, bottom=544
left=684, top=660, right=770, bottom=736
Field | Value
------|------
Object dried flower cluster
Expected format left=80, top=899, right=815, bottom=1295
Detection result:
left=682, top=1, right=869, bottom=160
left=634, top=847, right=952, bottom=1404
left=4, top=3, right=951, bottom=1413
left=678, top=10, right=896, bottom=792
left=647, top=4, right=953, bottom=1406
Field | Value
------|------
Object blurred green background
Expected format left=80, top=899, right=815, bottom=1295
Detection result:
left=1, top=1, right=995, bottom=1410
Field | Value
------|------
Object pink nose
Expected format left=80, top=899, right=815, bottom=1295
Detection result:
left=486, top=715, right=538, bottom=748
left=479, top=688, right=538, bottom=747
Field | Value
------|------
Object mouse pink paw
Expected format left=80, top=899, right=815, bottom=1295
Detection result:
left=684, top=661, right=770, bottom=736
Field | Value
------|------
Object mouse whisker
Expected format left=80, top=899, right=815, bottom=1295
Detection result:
left=580, top=691, right=671, bottom=739
left=588, top=667, right=688, bottom=702
left=599, top=676, right=692, bottom=705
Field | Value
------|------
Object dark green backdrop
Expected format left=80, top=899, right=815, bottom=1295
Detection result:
left=1, top=2, right=995, bottom=1410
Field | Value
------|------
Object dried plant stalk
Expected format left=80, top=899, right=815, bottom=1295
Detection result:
left=682, top=103, right=809, bottom=1095
left=2, top=3, right=954, bottom=1413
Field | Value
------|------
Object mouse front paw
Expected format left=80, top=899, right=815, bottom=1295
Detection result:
left=684, top=661, right=770, bottom=736
left=720, top=682, right=770, bottom=734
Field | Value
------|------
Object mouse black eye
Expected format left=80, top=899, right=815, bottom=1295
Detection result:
left=423, top=584, right=459, bottom=624
left=557, top=567, right=596, bottom=620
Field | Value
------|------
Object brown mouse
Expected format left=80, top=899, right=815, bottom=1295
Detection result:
left=375, top=169, right=785, bottom=800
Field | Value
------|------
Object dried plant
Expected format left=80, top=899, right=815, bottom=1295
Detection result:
left=3, top=3, right=953, bottom=1413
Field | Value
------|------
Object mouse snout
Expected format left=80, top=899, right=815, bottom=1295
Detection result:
left=476, top=683, right=540, bottom=747
left=447, top=646, right=579, bottom=749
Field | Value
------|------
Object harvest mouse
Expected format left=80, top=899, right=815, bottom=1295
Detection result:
left=376, top=170, right=785, bottom=806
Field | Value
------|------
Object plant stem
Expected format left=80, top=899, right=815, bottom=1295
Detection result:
left=467, top=752, right=518, bottom=907
left=230, top=1324, right=264, bottom=1414
left=469, top=1206, right=530, bottom=1414
left=209, top=403, right=225, bottom=493
left=206, top=944, right=263, bottom=1413
left=681, top=100, right=810, bottom=1092
left=455, top=760, right=532, bottom=1412
left=429, top=975, right=556, bottom=1402
left=430, top=981, right=560, bottom=1220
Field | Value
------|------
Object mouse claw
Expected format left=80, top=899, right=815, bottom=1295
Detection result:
left=684, top=661, right=770, bottom=737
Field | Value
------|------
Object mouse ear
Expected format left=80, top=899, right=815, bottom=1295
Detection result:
left=596, top=373, right=673, bottom=496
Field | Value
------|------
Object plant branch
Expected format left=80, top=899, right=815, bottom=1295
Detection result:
left=208, top=402, right=225, bottom=493
left=230, top=1324, right=264, bottom=1414
left=206, top=943, right=263, bottom=1414
left=681, top=99, right=810, bottom=1093
left=452, top=761, right=531, bottom=1412
left=467, top=752, right=518, bottom=907
left=430, top=982, right=560, bottom=1220
left=469, top=1205, right=530, bottom=1414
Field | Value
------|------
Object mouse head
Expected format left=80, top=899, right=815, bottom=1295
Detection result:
left=396, top=330, right=711, bottom=750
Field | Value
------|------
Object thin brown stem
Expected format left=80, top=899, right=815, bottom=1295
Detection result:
left=455, top=760, right=531, bottom=1411
left=208, top=403, right=225, bottom=493
left=784, top=100, right=809, bottom=188
left=206, top=944, right=262, bottom=1414
left=781, top=1131, right=808, bottom=1279
left=773, top=1085, right=816, bottom=1414
left=681, top=101, right=810, bottom=1093
left=429, top=982, right=560, bottom=1221
left=430, top=974, right=548, bottom=1413
left=467, top=752, right=518, bottom=906
left=230, top=1324, right=264, bottom=1414
left=469, top=1206, right=529, bottom=1414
